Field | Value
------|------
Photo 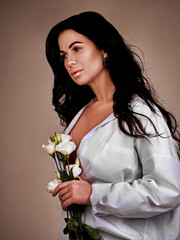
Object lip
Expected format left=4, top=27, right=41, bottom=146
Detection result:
left=71, top=69, right=83, bottom=78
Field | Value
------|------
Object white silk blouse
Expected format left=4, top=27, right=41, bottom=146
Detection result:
left=59, top=96, right=180, bottom=240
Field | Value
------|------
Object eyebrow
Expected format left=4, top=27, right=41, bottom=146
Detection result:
left=60, top=41, right=83, bottom=53
left=69, top=41, right=83, bottom=49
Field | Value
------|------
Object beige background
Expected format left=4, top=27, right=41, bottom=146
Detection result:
left=1, top=0, right=180, bottom=239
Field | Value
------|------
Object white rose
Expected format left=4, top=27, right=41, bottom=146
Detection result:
left=42, top=141, right=56, bottom=155
left=55, top=141, right=76, bottom=155
left=61, top=134, right=72, bottom=143
left=66, top=164, right=82, bottom=178
left=46, top=179, right=61, bottom=193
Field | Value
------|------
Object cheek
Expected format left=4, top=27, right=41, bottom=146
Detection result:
left=84, top=50, right=103, bottom=70
left=90, top=48, right=103, bottom=62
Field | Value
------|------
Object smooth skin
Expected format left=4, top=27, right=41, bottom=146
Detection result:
left=52, top=177, right=92, bottom=211
left=52, top=29, right=115, bottom=210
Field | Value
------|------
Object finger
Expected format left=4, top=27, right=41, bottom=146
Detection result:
left=78, top=176, right=83, bottom=181
left=59, top=190, right=71, bottom=202
left=59, top=187, right=70, bottom=200
left=62, top=198, right=72, bottom=211
left=52, top=182, right=69, bottom=197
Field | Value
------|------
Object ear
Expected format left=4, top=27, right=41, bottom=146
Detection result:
left=104, top=52, right=108, bottom=58
left=101, top=50, right=108, bottom=58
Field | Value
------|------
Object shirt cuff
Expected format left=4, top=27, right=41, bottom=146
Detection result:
left=90, top=182, right=112, bottom=215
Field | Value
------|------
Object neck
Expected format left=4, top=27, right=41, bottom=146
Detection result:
left=88, top=70, right=115, bottom=104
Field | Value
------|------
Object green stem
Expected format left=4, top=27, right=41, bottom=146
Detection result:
left=62, top=154, right=66, bottom=169
left=67, top=154, right=70, bottom=166
left=54, top=156, right=60, bottom=173
left=57, top=153, right=63, bottom=171
left=69, top=207, right=73, bottom=218
left=75, top=229, right=79, bottom=240
left=77, top=208, right=82, bottom=229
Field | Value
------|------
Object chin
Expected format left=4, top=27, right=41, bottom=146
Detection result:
left=73, top=78, right=89, bottom=86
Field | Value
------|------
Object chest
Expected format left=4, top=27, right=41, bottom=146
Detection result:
left=77, top=120, right=142, bottom=184
left=69, top=103, right=113, bottom=151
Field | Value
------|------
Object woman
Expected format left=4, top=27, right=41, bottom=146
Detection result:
left=46, top=11, right=180, bottom=240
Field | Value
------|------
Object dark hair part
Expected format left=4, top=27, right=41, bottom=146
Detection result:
left=46, top=11, right=180, bottom=149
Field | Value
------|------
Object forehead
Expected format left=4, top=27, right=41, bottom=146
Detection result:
left=58, top=29, right=92, bottom=50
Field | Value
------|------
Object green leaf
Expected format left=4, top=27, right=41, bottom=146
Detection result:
left=83, top=224, right=102, bottom=240
left=68, top=217, right=79, bottom=231
left=64, top=218, right=69, bottom=223
left=69, top=231, right=79, bottom=240
left=50, top=135, right=55, bottom=142
left=63, top=226, right=69, bottom=235
left=60, top=170, right=69, bottom=182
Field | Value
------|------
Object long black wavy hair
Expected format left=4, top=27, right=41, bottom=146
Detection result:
left=46, top=11, right=180, bottom=148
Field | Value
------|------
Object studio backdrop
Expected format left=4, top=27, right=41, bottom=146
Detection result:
left=1, top=0, right=180, bottom=239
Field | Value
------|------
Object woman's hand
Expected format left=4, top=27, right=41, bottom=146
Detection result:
left=52, top=177, right=92, bottom=210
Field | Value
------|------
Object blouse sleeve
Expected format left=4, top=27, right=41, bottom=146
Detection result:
left=90, top=102, right=180, bottom=218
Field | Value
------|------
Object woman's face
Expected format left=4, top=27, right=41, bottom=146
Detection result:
left=58, top=29, right=107, bottom=86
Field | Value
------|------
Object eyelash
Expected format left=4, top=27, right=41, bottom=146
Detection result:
left=60, top=46, right=81, bottom=61
left=60, top=54, right=67, bottom=61
left=73, top=47, right=80, bottom=52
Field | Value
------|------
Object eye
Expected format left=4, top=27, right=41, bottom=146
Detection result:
left=60, top=54, right=67, bottom=62
left=73, top=47, right=80, bottom=52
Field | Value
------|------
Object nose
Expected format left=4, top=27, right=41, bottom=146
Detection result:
left=68, top=58, right=76, bottom=67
